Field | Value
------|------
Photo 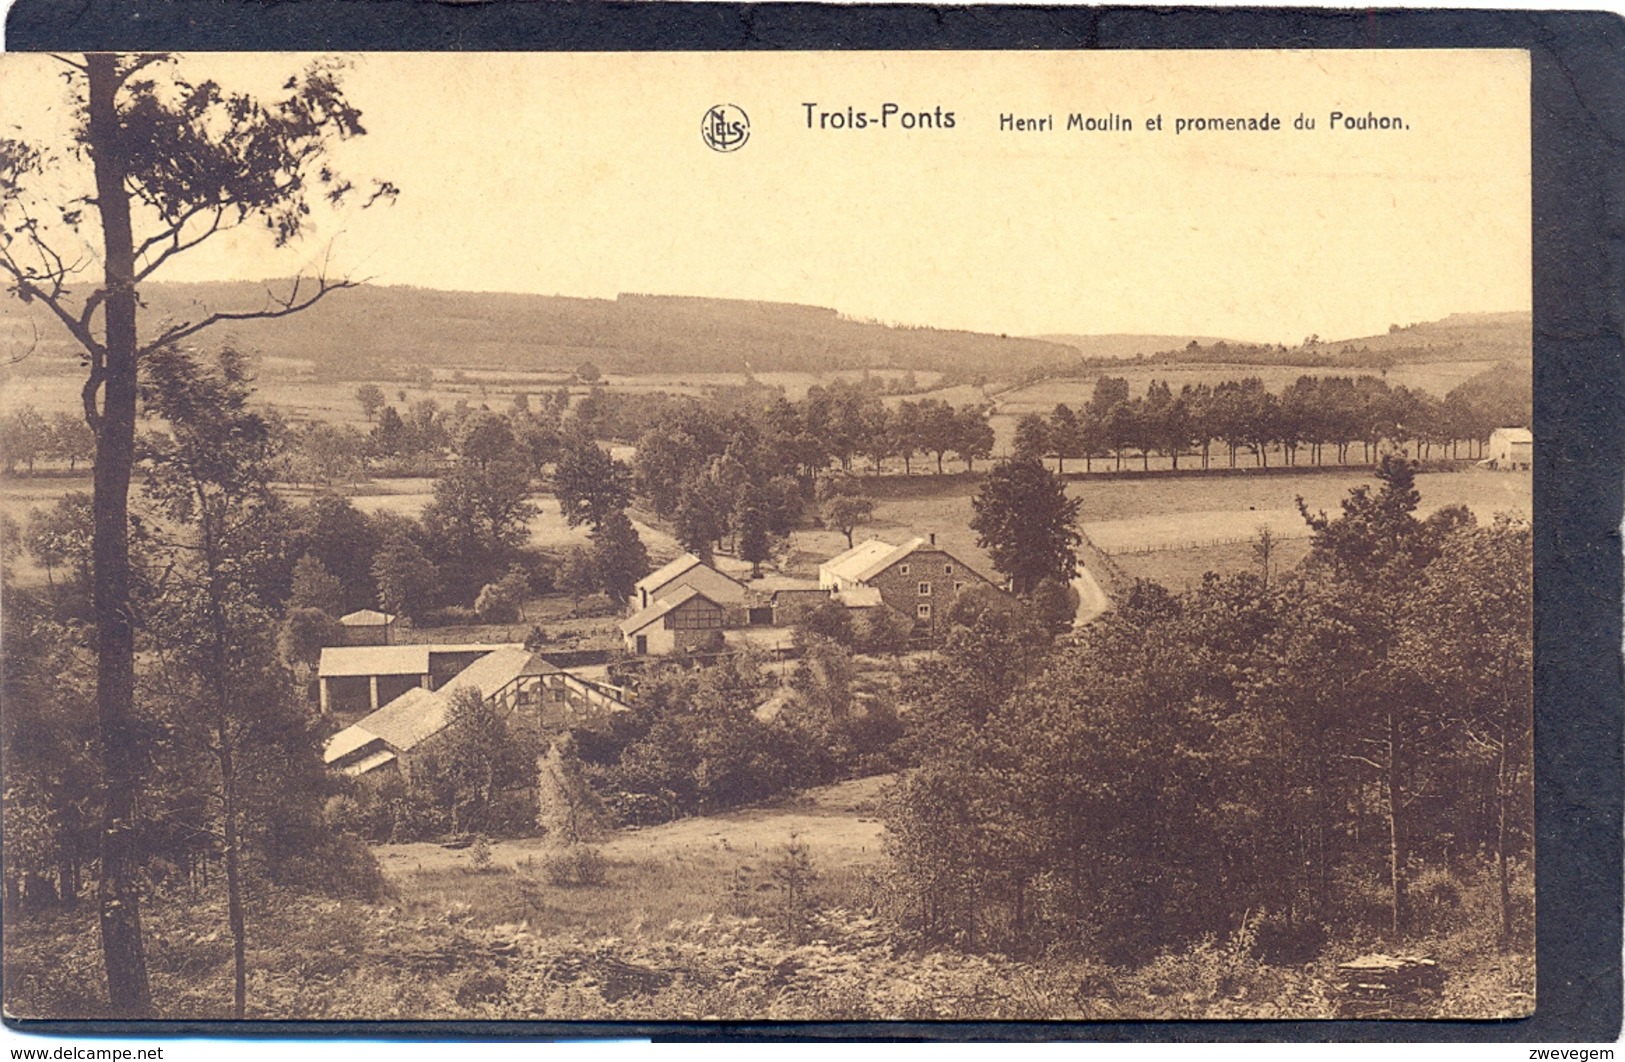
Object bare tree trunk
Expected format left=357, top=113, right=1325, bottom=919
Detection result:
left=1386, top=711, right=1406, bottom=937
left=87, top=52, right=153, bottom=1019
left=1495, top=733, right=1512, bottom=942
left=218, top=738, right=248, bottom=1019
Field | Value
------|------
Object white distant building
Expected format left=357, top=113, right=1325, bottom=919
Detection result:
left=1486, top=428, right=1533, bottom=471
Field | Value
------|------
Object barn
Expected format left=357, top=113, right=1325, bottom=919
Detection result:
left=620, top=586, right=726, bottom=655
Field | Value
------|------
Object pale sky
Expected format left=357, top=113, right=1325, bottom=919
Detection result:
left=0, top=49, right=1531, bottom=344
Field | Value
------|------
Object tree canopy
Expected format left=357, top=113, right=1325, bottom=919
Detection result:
left=970, top=456, right=1082, bottom=596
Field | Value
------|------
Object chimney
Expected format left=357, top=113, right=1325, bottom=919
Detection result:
left=928, top=532, right=937, bottom=547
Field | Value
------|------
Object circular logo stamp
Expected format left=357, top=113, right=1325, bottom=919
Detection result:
left=702, top=104, right=750, bottom=152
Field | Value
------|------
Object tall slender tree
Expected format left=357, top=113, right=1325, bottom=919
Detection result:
left=0, top=54, right=392, bottom=1014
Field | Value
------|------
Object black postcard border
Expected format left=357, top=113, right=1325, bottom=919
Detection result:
left=3, top=1, right=1621, bottom=1044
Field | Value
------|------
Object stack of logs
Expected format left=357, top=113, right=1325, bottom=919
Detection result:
left=1336, top=953, right=1445, bottom=1017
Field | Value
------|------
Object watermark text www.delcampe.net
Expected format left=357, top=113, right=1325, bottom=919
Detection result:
left=10, top=1049, right=163, bottom=1060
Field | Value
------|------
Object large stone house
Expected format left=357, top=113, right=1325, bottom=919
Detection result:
left=819, top=533, right=1005, bottom=637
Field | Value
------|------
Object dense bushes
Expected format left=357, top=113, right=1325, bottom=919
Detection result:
left=574, top=649, right=904, bottom=827
left=884, top=459, right=1532, bottom=964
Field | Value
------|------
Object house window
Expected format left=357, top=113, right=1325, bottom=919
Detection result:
left=954, top=581, right=965, bottom=593
left=918, top=582, right=932, bottom=596
left=917, top=603, right=932, bottom=619
left=944, top=564, right=954, bottom=574
left=899, top=563, right=910, bottom=576
left=553, top=688, right=567, bottom=703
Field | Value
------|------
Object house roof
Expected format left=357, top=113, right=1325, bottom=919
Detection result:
left=619, top=585, right=719, bottom=635
left=318, top=645, right=431, bottom=678
left=635, top=552, right=747, bottom=603
left=1492, top=427, right=1533, bottom=442
left=635, top=554, right=706, bottom=596
left=821, top=536, right=937, bottom=585
left=339, top=609, right=396, bottom=627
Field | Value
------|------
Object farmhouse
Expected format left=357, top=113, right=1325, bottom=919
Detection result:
left=323, top=646, right=631, bottom=777
left=620, top=585, right=726, bottom=656
left=337, top=608, right=398, bottom=646
left=632, top=553, right=747, bottom=615
left=819, top=533, right=1005, bottom=636
left=1485, top=427, right=1532, bottom=471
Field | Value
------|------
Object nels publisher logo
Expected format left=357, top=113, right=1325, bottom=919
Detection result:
left=702, top=104, right=750, bottom=152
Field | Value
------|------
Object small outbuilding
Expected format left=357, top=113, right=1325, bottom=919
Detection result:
left=338, top=609, right=398, bottom=646
left=1485, top=427, right=1532, bottom=471
left=620, top=586, right=726, bottom=656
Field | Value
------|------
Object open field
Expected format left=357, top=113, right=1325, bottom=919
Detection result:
left=374, top=774, right=893, bottom=939
left=341, top=485, right=685, bottom=561
left=798, top=467, right=1530, bottom=592
left=1115, top=536, right=1316, bottom=593
left=1069, top=467, right=1529, bottom=525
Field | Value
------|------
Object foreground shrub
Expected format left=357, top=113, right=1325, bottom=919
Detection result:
left=542, top=843, right=607, bottom=887
left=272, top=831, right=392, bottom=902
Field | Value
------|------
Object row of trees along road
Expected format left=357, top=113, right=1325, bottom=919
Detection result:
left=1, top=53, right=396, bottom=1017
left=1011, top=370, right=1529, bottom=473
left=887, top=456, right=1531, bottom=963
left=1, top=406, right=96, bottom=473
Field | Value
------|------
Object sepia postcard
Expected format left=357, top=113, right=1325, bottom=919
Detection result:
left=0, top=46, right=1541, bottom=1027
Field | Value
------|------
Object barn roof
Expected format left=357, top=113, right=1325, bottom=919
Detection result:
left=318, top=645, right=431, bottom=678
left=340, top=748, right=398, bottom=777
left=323, top=724, right=382, bottom=764
left=317, top=643, right=528, bottom=679
left=1491, top=427, right=1533, bottom=442
left=635, top=554, right=706, bottom=596
left=436, top=646, right=535, bottom=704
left=353, top=687, right=448, bottom=752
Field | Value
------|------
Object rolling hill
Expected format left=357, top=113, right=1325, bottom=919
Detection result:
left=0, top=280, right=1530, bottom=382
left=0, top=282, right=1080, bottom=379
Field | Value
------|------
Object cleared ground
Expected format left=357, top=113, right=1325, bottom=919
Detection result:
left=373, top=775, right=892, bottom=939
left=1069, top=467, right=1530, bottom=526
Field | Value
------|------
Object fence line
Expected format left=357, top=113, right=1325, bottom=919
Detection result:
left=1108, top=531, right=1313, bottom=557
